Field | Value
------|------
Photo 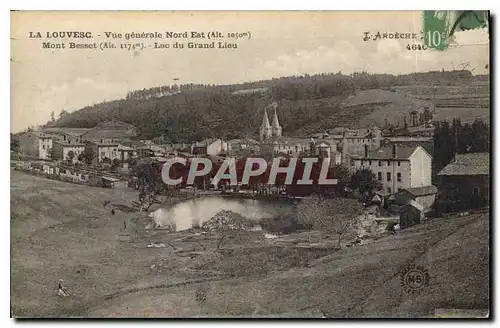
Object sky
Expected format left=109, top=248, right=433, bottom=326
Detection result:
left=10, top=11, right=490, bottom=132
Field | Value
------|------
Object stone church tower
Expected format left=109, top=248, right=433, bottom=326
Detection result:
left=260, top=107, right=272, bottom=141
left=260, top=102, right=282, bottom=141
left=271, top=103, right=282, bottom=138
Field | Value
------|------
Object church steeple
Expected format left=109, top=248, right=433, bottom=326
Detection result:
left=260, top=107, right=272, bottom=141
left=271, top=102, right=282, bottom=137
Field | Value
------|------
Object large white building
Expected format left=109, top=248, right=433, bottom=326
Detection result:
left=353, top=144, right=432, bottom=195
left=191, top=138, right=230, bottom=156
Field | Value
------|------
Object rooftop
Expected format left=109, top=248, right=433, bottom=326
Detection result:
left=400, top=185, right=438, bottom=197
left=357, top=145, right=421, bottom=160
left=438, top=153, right=490, bottom=176
left=43, top=127, right=91, bottom=136
left=228, top=138, right=260, bottom=145
left=262, top=136, right=312, bottom=145
left=53, top=141, right=85, bottom=147
left=192, top=138, right=217, bottom=147
left=117, top=144, right=135, bottom=151
left=84, top=129, right=135, bottom=139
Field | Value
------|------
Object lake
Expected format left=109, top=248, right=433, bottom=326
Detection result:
left=149, top=196, right=294, bottom=231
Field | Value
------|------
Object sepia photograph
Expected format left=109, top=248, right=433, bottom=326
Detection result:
left=10, top=10, right=490, bottom=318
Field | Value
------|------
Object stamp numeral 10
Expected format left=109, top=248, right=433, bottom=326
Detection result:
left=425, top=30, right=447, bottom=49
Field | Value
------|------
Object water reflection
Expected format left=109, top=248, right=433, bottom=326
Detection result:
left=150, top=196, right=293, bottom=231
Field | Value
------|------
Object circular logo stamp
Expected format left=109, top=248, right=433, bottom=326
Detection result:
left=400, top=263, right=430, bottom=294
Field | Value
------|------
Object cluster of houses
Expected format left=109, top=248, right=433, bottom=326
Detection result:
left=15, top=104, right=490, bottom=227
left=17, top=120, right=138, bottom=165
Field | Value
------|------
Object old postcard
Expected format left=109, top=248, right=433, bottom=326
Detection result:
left=10, top=11, right=490, bottom=318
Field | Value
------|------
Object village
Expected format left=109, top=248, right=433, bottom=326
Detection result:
left=11, top=98, right=489, bottom=231
left=10, top=98, right=490, bottom=317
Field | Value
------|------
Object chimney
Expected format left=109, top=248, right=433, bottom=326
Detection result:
left=364, top=144, right=368, bottom=158
left=392, top=144, right=397, bottom=159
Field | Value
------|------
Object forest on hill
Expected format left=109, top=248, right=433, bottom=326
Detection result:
left=49, top=70, right=482, bottom=143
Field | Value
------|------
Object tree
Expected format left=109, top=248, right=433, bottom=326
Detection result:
left=296, top=198, right=322, bottom=242
left=81, top=147, right=95, bottom=165
left=332, top=164, right=352, bottom=195
left=349, top=168, right=382, bottom=198
left=46, top=148, right=56, bottom=161
left=316, top=198, right=364, bottom=247
left=201, top=210, right=250, bottom=251
left=433, top=119, right=490, bottom=177
left=296, top=198, right=364, bottom=247
left=59, top=109, right=68, bottom=120
left=67, top=151, right=75, bottom=164
left=111, top=158, right=121, bottom=171
left=10, top=134, right=19, bottom=152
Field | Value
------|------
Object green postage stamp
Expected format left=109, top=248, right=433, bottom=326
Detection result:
left=423, top=10, right=489, bottom=50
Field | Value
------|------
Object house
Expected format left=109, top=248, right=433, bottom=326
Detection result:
left=437, top=152, right=490, bottom=213
left=43, top=128, right=88, bottom=145
left=52, top=141, right=85, bottom=163
left=136, top=144, right=167, bottom=158
left=260, top=136, right=311, bottom=158
left=227, top=138, right=260, bottom=156
left=84, top=140, right=120, bottom=165
left=380, top=136, right=434, bottom=159
left=399, top=200, right=424, bottom=230
left=353, top=144, right=432, bottom=195
left=17, top=131, right=53, bottom=159
left=310, top=139, right=342, bottom=166
left=117, top=144, right=136, bottom=161
left=191, top=138, right=229, bottom=156
left=338, top=127, right=383, bottom=165
left=394, top=185, right=437, bottom=213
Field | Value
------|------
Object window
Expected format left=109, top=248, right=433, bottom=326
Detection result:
left=473, top=187, right=480, bottom=195
left=387, top=172, right=391, bottom=182
left=42, top=145, right=45, bottom=150
left=378, top=172, right=382, bottom=181
left=369, top=160, right=372, bottom=166
left=101, top=152, right=105, bottom=157
left=387, top=161, right=390, bottom=166
left=361, top=160, right=364, bottom=166
left=387, top=187, right=392, bottom=193
left=378, top=160, right=382, bottom=167
left=398, top=161, right=401, bottom=166
left=397, top=173, right=402, bottom=182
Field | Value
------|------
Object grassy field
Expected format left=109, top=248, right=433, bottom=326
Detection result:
left=11, top=169, right=490, bottom=318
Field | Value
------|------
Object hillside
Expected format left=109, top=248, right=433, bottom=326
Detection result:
left=49, top=71, right=488, bottom=142
left=11, top=170, right=489, bottom=318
